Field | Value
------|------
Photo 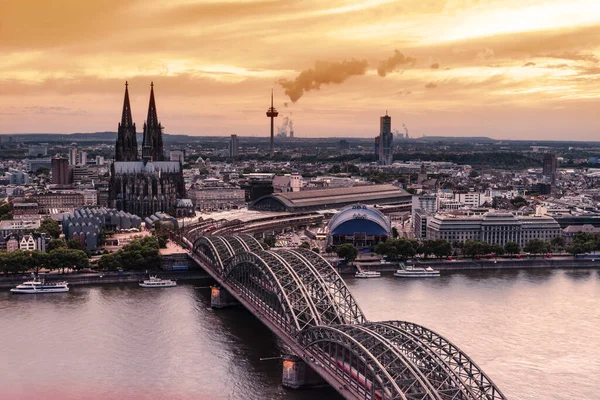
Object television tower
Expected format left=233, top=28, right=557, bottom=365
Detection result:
left=266, top=89, right=278, bottom=157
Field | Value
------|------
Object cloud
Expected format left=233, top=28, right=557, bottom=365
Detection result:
left=278, top=58, right=368, bottom=102
left=425, top=82, right=438, bottom=89
left=377, top=50, right=416, bottom=77
left=476, top=48, right=494, bottom=60
left=522, top=62, right=536, bottom=67
left=430, top=63, right=440, bottom=69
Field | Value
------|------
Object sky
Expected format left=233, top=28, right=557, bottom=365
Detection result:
left=1, top=0, right=600, bottom=140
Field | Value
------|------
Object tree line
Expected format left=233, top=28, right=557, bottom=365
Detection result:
left=0, top=248, right=89, bottom=275
left=97, top=237, right=162, bottom=271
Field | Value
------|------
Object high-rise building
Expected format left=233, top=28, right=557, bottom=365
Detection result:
left=229, top=134, right=239, bottom=158
left=80, top=151, right=87, bottom=166
left=543, top=153, right=557, bottom=182
left=379, top=111, right=393, bottom=165
left=51, top=157, right=72, bottom=185
left=109, top=82, right=186, bottom=217
left=69, top=145, right=78, bottom=166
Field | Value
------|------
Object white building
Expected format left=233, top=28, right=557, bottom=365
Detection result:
left=19, top=234, right=37, bottom=251
left=426, top=212, right=561, bottom=247
left=273, top=174, right=302, bottom=193
left=69, top=146, right=78, bottom=166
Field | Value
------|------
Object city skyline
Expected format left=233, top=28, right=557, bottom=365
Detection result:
left=2, top=0, right=600, bottom=139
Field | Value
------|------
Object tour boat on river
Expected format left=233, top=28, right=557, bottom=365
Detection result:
left=394, top=263, right=440, bottom=278
left=11, top=276, right=69, bottom=294
left=355, top=271, right=382, bottom=278
left=139, top=276, right=177, bottom=288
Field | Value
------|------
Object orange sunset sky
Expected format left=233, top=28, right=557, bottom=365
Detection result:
left=1, top=0, right=600, bottom=140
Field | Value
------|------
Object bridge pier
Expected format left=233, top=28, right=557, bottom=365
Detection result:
left=210, top=286, right=239, bottom=308
left=281, top=354, right=325, bottom=389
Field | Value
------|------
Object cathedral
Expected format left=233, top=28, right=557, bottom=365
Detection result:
left=109, top=82, right=187, bottom=217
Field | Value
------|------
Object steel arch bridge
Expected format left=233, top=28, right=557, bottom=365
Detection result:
left=186, top=234, right=506, bottom=400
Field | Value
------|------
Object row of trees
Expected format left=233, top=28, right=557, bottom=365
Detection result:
left=97, top=237, right=161, bottom=271
left=375, top=238, right=453, bottom=261
left=0, top=248, right=89, bottom=275
left=567, top=232, right=600, bottom=255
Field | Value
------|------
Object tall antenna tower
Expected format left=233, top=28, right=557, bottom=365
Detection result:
left=266, top=90, right=279, bottom=157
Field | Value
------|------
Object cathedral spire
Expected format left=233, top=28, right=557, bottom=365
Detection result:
left=121, top=81, right=133, bottom=128
left=146, top=81, right=158, bottom=128
left=142, top=82, right=164, bottom=162
left=115, top=81, right=138, bottom=161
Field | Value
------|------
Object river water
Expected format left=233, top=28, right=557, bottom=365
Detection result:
left=0, top=268, right=598, bottom=400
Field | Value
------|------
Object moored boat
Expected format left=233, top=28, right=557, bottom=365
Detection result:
left=393, top=263, right=440, bottom=278
left=11, top=276, right=69, bottom=294
left=139, top=276, right=177, bottom=288
left=355, top=271, right=382, bottom=278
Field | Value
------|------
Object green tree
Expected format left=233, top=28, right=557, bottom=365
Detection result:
left=48, top=248, right=89, bottom=273
left=392, top=227, right=399, bottom=239
left=336, top=243, right=359, bottom=263
left=67, top=238, right=85, bottom=251
left=35, top=167, right=50, bottom=176
left=463, top=240, right=490, bottom=259
left=504, top=241, right=520, bottom=257
left=431, top=239, right=452, bottom=259
left=550, top=235, right=566, bottom=252
left=100, top=237, right=161, bottom=271
left=490, top=244, right=505, bottom=257
left=47, top=238, right=67, bottom=252
left=311, top=247, right=320, bottom=254
left=524, top=239, right=550, bottom=257
left=39, top=218, right=61, bottom=239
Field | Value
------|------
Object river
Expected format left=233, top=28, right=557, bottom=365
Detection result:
left=0, top=268, right=598, bottom=400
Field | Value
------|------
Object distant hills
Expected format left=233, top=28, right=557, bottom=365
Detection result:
left=0, top=132, right=201, bottom=143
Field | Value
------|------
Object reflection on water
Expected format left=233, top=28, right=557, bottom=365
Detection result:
left=0, top=269, right=598, bottom=400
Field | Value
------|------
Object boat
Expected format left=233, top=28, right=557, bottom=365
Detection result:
left=10, top=276, right=69, bottom=294
left=355, top=271, right=382, bottom=278
left=393, top=263, right=440, bottom=278
left=139, top=276, right=177, bottom=288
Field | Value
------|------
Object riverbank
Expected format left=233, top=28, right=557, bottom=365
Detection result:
left=0, top=270, right=213, bottom=289
left=338, top=257, right=600, bottom=274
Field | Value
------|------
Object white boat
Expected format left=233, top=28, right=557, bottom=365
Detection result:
left=139, top=276, right=177, bottom=288
left=11, top=277, right=69, bottom=294
left=394, top=264, right=440, bottom=278
left=355, top=271, right=381, bottom=278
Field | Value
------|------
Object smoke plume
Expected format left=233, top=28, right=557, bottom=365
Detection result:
left=278, top=58, right=369, bottom=102
left=377, top=50, right=416, bottom=77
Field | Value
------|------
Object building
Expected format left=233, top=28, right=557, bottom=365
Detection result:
left=80, top=151, right=87, bottom=166
left=79, top=189, right=98, bottom=206
left=229, top=134, right=239, bottom=158
left=378, top=112, right=393, bottom=165
left=28, top=144, right=48, bottom=157
left=0, top=219, right=42, bottom=238
left=563, top=224, right=600, bottom=244
left=25, top=158, right=52, bottom=173
left=32, top=192, right=84, bottom=213
left=273, top=174, right=302, bottom=193
left=6, top=236, right=19, bottom=252
left=250, top=184, right=412, bottom=213
left=5, top=169, right=29, bottom=185
left=426, top=212, right=561, bottom=247
left=51, top=157, right=72, bottom=185
left=188, top=179, right=245, bottom=211
left=69, top=145, right=78, bottom=166
left=12, top=202, right=39, bottom=219
left=242, top=173, right=275, bottom=202
left=374, top=136, right=380, bottom=158
left=328, top=204, right=392, bottom=248
left=413, top=209, right=433, bottom=240
left=62, top=207, right=142, bottom=250
left=19, top=234, right=36, bottom=251
left=109, top=82, right=186, bottom=217
left=169, top=149, right=185, bottom=163
left=543, top=153, right=558, bottom=182
left=412, top=194, right=438, bottom=215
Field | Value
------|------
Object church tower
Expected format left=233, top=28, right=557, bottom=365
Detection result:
left=115, top=82, right=138, bottom=161
left=142, top=82, right=165, bottom=162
